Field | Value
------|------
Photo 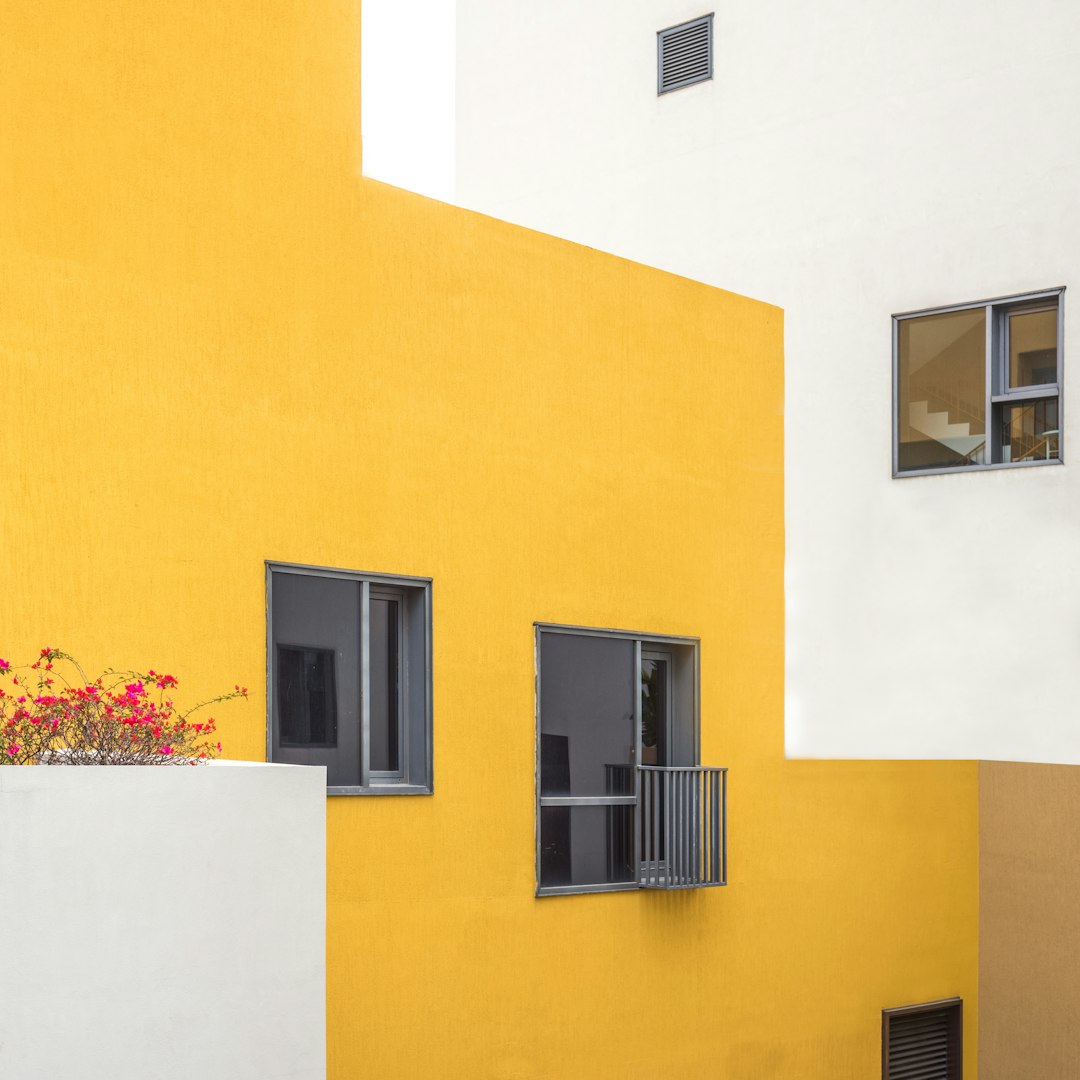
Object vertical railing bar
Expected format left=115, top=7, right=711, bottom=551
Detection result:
left=699, top=773, right=708, bottom=881
left=714, top=769, right=721, bottom=884
left=641, top=770, right=647, bottom=886
left=709, top=769, right=715, bottom=885
left=648, top=768, right=656, bottom=885
left=679, top=769, right=686, bottom=887
left=711, top=770, right=718, bottom=883
left=646, top=771, right=653, bottom=886
left=664, top=770, right=671, bottom=887
left=700, top=771, right=706, bottom=885
left=691, top=770, right=696, bottom=885
left=705, top=770, right=711, bottom=885
left=652, top=771, right=657, bottom=886
left=703, top=771, right=709, bottom=884
left=675, top=768, right=681, bottom=887
left=700, top=771, right=706, bottom=884
left=690, top=770, right=696, bottom=885
left=639, top=768, right=648, bottom=885
left=722, top=768, right=728, bottom=886
left=682, top=770, right=687, bottom=887
left=687, top=770, right=692, bottom=886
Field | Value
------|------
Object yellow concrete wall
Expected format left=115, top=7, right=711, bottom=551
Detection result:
left=0, top=3, right=978, bottom=1077
left=980, top=762, right=1080, bottom=1078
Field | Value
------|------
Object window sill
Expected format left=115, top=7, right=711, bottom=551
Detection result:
left=536, top=882, right=641, bottom=898
left=893, top=458, right=1063, bottom=479
left=327, top=783, right=433, bottom=797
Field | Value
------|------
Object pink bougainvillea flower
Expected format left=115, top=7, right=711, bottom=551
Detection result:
left=1, top=651, right=241, bottom=765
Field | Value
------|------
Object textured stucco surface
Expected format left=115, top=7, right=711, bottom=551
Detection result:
left=980, top=761, right=1080, bottom=1079
left=0, top=2, right=977, bottom=1076
left=0, top=763, right=326, bottom=1080
left=455, top=0, right=1080, bottom=765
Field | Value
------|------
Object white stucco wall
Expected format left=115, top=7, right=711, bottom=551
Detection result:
left=0, top=762, right=325, bottom=1080
left=454, top=0, right=1080, bottom=763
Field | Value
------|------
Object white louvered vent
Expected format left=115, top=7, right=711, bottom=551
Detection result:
left=883, top=1000, right=962, bottom=1080
left=657, top=15, right=713, bottom=95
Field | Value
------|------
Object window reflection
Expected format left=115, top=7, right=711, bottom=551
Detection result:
left=540, top=806, right=635, bottom=887
left=897, top=308, right=986, bottom=472
left=539, top=634, right=635, bottom=797
left=1009, top=308, right=1057, bottom=388
left=369, top=596, right=401, bottom=773
left=278, top=646, right=338, bottom=748
left=1003, top=399, right=1059, bottom=463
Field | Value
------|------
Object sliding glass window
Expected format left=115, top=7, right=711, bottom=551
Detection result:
left=535, top=624, right=700, bottom=896
left=267, top=563, right=432, bottom=795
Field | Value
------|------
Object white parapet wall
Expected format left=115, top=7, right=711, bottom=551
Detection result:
left=0, top=762, right=325, bottom=1080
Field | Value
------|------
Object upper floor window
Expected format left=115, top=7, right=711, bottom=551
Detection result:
left=535, top=624, right=726, bottom=896
left=894, top=289, right=1063, bottom=475
left=657, top=14, right=713, bottom=95
left=267, top=562, right=432, bottom=795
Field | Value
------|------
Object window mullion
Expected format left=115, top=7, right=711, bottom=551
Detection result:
left=633, top=639, right=642, bottom=886
left=360, top=578, right=371, bottom=788
left=398, top=592, right=408, bottom=782
left=986, top=303, right=996, bottom=463
left=1059, top=297, right=1066, bottom=464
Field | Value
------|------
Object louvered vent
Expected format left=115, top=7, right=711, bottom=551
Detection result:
left=657, top=15, right=713, bottom=95
left=883, top=999, right=962, bottom=1080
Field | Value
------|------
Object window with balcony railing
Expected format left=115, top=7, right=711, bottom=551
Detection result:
left=535, top=624, right=727, bottom=896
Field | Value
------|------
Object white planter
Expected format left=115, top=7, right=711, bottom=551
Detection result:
left=0, top=761, right=326, bottom=1080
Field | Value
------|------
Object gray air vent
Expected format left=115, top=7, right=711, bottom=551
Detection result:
left=657, top=14, right=713, bottom=95
left=882, top=999, right=962, bottom=1080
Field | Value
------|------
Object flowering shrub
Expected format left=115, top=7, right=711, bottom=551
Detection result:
left=0, top=648, right=247, bottom=765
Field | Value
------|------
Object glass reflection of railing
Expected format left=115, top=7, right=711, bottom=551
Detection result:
left=911, top=381, right=985, bottom=429
left=1013, top=428, right=1059, bottom=462
left=961, top=441, right=986, bottom=465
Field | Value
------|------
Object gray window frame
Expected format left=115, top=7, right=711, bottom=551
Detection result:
left=657, top=14, right=714, bottom=96
left=266, top=561, right=433, bottom=796
left=892, top=286, right=1065, bottom=478
left=534, top=622, right=701, bottom=897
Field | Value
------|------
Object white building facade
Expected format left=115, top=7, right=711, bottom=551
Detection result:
left=451, top=0, right=1080, bottom=763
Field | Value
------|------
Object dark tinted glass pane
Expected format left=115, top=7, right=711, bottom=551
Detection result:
left=271, top=572, right=361, bottom=787
left=539, top=633, right=635, bottom=797
left=897, top=308, right=986, bottom=471
left=369, top=597, right=400, bottom=773
left=539, top=806, right=635, bottom=888
left=278, top=646, right=337, bottom=747
left=640, top=657, right=668, bottom=766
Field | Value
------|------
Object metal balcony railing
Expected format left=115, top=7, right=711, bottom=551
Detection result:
left=638, top=765, right=727, bottom=889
